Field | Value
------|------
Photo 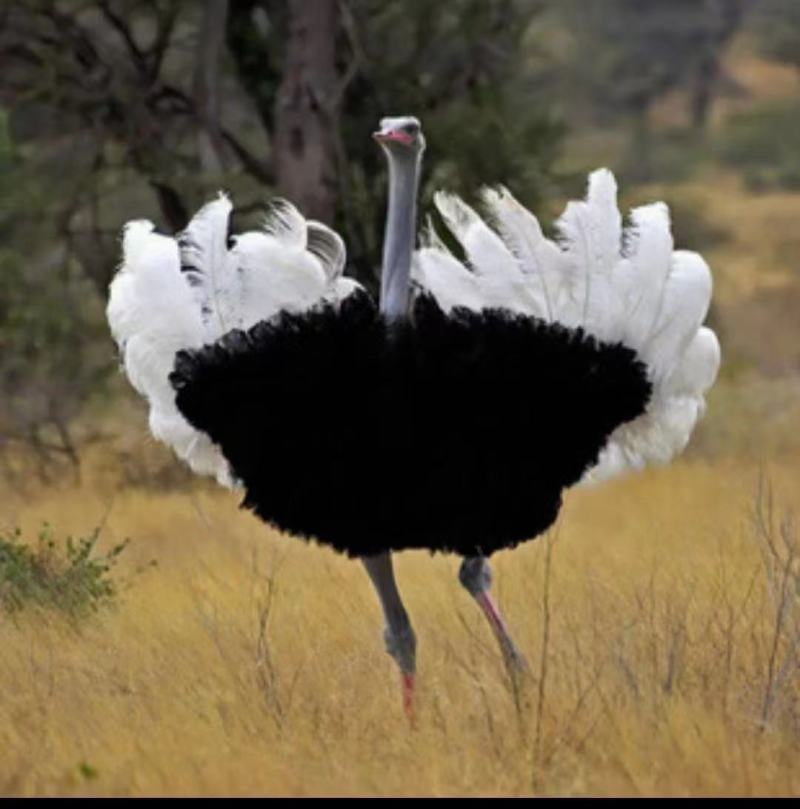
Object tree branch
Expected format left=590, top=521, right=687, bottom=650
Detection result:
left=97, top=0, right=149, bottom=77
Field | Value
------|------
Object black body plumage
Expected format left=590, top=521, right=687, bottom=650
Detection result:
left=170, top=292, right=651, bottom=558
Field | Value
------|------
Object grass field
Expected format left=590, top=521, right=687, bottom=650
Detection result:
left=1, top=441, right=799, bottom=796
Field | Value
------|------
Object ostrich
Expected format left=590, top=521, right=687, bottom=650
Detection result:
left=107, top=116, right=720, bottom=717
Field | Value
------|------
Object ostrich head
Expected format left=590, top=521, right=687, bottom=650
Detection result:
left=373, top=116, right=426, bottom=155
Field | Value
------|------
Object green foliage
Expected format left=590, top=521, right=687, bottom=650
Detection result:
left=717, top=102, right=800, bottom=191
left=557, top=0, right=751, bottom=180
left=0, top=524, right=134, bottom=618
left=631, top=129, right=709, bottom=186
left=0, top=245, right=112, bottom=475
left=0, top=102, right=114, bottom=470
left=751, top=0, right=800, bottom=73
left=225, top=0, right=287, bottom=131
left=560, top=0, right=728, bottom=113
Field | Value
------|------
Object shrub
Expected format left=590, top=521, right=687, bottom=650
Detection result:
left=717, top=102, right=800, bottom=192
left=0, top=524, right=132, bottom=618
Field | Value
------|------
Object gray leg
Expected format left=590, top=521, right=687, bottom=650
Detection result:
left=459, top=556, right=526, bottom=672
left=361, top=551, right=416, bottom=718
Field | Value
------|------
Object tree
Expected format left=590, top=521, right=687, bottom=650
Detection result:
left=0, top=0, right=272, bottom=468
left=560, top=0, right=751, bottom=177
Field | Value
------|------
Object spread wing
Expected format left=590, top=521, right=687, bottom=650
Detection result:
left=412, top=169, right=720, bottom=484
left=106, top=195, right=360, bottom=486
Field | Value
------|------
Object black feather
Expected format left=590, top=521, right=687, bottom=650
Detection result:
left=170, top=292, right=651, bottom=558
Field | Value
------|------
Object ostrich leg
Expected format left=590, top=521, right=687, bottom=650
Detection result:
left=362, top=552, right=417, bottom=720
left=459, top=556, right=527, bottom=672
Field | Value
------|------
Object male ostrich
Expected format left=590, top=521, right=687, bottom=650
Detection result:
left=107, top=116, right=720, bottom=716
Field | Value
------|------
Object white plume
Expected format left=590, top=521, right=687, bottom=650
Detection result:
left=107, top=195, right=360, bottom=485
left=177, top=194, right=237, bottom=338
left=432, top=191, right=545, bottom=316
left=413, top=169, right=721, bottom=484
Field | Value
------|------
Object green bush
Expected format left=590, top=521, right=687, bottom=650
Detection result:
left=716, top=102, right=800, bottom=192
left=0, top=524, right=133, bottom=618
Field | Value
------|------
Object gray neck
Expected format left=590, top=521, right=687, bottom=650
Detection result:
left=379, top=150, right=422, bottom=320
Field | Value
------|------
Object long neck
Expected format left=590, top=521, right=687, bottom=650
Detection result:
left=380, top=150, right=421, bottom=320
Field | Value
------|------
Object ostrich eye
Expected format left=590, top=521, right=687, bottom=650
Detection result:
left=402, top=122, right=419, bottom=136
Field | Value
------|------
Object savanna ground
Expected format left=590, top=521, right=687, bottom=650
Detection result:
left=3, top=33, right=800, bottom=800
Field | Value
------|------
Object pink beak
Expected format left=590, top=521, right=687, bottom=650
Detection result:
left=373, top=129, right=413, bottom=146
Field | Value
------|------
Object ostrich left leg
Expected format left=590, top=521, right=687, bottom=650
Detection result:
left=459, top=555, right=527, bottom=672
left=362, top=551, right=417, bottom=720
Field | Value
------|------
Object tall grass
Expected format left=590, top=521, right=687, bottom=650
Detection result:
left=1, top=449, right=798, bottom=796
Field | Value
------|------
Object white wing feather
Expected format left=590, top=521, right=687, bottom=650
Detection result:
left=431, top=191, right=546, bottom=317
left=554, top=168, right=623, bottom=336
left=307, top=221, right=347, bottom=279
left=413, top=169, right=721, bottom=484
left=177, top=193, right=238, bottom=338
left=412, top=247, right=484, bottom=312
left=107, top=195, right=360, bottom=486
left=480, top=186, right=568, bottom=321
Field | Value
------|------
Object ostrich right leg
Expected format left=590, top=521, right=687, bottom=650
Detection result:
left=362, top=551, right=417, bottom=720
left=459, top=556, right=527, bottom=673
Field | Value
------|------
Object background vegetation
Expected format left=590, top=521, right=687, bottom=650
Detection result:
left=1, top=0, right=799, bottom=796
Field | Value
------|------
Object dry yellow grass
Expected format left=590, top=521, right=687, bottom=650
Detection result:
left=2, top=442, right=799, bottom=796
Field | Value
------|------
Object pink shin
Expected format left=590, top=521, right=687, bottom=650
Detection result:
left=475, top=590, right=511, bottom=640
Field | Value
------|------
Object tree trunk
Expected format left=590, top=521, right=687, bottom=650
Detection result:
left=689, top=52, right=718, bottom=131
left=690, top=0, right=752, bottom=131
left=273, top=0, right=340, bottom=224
left=194, top=0, right=230, bottom=173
